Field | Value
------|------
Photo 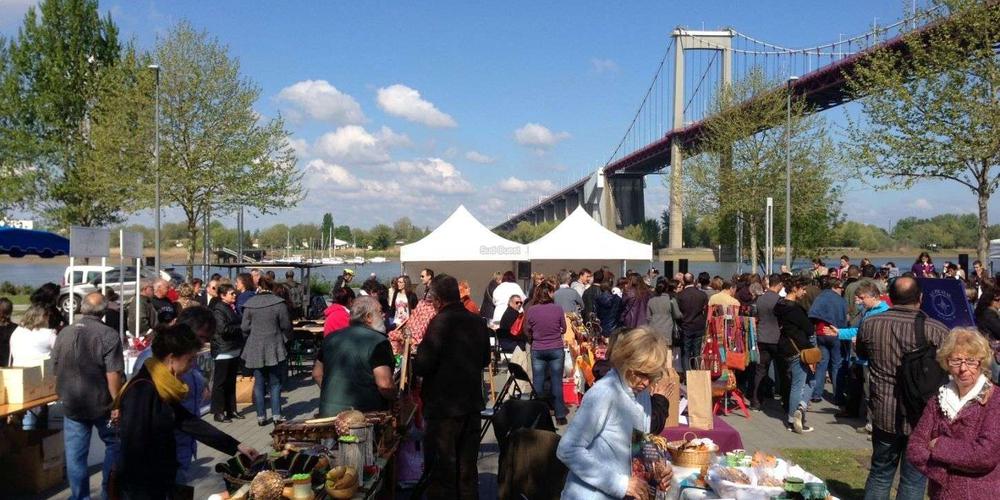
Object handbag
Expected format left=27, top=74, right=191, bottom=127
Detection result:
left=510, top=313, right=524, bottom=337
left=788, top=336, right=822, bottom=365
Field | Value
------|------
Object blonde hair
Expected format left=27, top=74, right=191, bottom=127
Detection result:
left=19, top=304, right=50, bottom=330
left=610, top=326, right=669, bottom=381
left=177, top=283, right=195, bottom=299
left=936, top=327, right=992, bottom=371
left=458, top=280, right=471, bottom=298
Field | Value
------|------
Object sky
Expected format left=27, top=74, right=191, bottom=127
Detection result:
left=1, top=0, right=996, bottom=231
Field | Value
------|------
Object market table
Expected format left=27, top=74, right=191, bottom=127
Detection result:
left=0, top=394, right=59, bottom=418
left=660, top=416, right=744, bottom=453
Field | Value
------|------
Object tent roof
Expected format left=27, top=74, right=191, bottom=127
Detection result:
left=400, top=205, right=527, bottom=262
left=527, top=206, right=651, bottom=261
left=0, top=227, right=69, bottom=258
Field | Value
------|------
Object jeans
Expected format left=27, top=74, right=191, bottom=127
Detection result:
left=211, top=357, right=239, bottom=415
left=530, top=348, right=567, bottom=419
left=252, top=361, right=286, bottom=419
left=786, top=355, right=811, bottom=424
left=682, top=330, right=705, bottom=371
left=864, top=428, right=927, bottom=500
left=64, top=416, right=119, bottom=500
left=812, top=335, right=842, bottom=401
left=422, top=413, right=480, bottom=499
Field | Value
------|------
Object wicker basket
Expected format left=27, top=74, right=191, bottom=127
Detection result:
left=666, top=432, right=717, bottom=468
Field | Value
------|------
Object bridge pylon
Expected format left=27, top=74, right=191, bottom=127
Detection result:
left=666, top=28, right=733, bottom=250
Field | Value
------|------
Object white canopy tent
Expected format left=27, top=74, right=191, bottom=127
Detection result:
left=400, top=205, right=528, bottom=300
left=527, top=206, right=652, bottom=277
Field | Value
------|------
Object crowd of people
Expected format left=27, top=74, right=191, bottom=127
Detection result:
left=2, top=251, right=1000, bottom=499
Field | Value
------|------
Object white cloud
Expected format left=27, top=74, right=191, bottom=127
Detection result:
left=514, top=123, right=570, bottom=149
left=305, top=159, right=358, bottom=189
left=288, top=137, right=310, bottom=159
left=384, top=158, right=475, bottom=194
left=909, top=198, right=933, bottom=210
left=590, top=58, right=619, bottom=74
left=464, top=150, right=495, bottom=164
left=498, top=176, right=557, bottom=193
left=376, top=84, right=457, bottom=128
left=312, top=125, right=410, bottom=164
left=276, top=80, right=365, bottom=125
left=480, top=198, right=506, bottom=212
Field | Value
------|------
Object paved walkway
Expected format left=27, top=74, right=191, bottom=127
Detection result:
left=29, top=370, right=868, bottom=499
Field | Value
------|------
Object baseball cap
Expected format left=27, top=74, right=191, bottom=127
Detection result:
left=344, top=269, right=355, bottom=275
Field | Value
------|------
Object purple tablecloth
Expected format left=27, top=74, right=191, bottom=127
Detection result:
left=660, top=417, right=744, bottom=453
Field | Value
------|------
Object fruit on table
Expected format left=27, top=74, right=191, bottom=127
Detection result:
left=325, top=467, right=359, bottom=496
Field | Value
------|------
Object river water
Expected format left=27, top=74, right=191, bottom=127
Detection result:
left=0, top=254, right=974, bottom=289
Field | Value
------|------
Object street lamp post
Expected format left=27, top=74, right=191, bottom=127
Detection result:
left=785, top=75, right=798, bottom=270
left=149, top=64, right=161, bottom=275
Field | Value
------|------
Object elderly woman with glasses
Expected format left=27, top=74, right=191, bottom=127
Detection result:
left=907, top=328, right=1000, bottom=498
left=557, top=327, right=674, bottom=500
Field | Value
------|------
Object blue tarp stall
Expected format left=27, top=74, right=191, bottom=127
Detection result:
left=916, top=277, right=976, bottom=329
left=0, top=227, right=70, bottom=258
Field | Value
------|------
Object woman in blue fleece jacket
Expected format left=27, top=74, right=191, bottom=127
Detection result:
left=557, top=327, right=672, bottom=499
left=807, top=278, right=848, bottom=402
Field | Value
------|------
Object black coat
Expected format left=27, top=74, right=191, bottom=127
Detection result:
left=117, top=365, right=240, bottom=497
left=211, top=300, right=245, bottom=356
left=413, top=302, right=490, bottom=419
left=775, top=299, right=814, bottom=359
left=977, top=307, right=1000, bottom=342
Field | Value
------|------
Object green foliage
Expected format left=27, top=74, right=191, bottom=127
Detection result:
left=618, top=219, right=662, bottom=247
left=334, top=225, right=352, bottom=242
left=892, top=213, right=982, bottom=249
left=499, top=220, right=558, bottom=244
left=828, top=221, right=896, bottom=252
left=0, top=0, right=124, bottom=225
left=846, top=0, right=1000, bottom=264
left=682, top=68, right=841, bottom=266
left=309, top=276, right=332, bottom=296
left=369, top=224, right=394, bottom=250
left=154, top=21, right=302, bottom=272
left=661, top=208, right=718, bottom=248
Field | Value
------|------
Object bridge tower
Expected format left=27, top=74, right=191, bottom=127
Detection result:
left=666, top=28, right=733, bottom=250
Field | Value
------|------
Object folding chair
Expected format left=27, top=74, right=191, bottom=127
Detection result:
left=481, top=362, right=536, bottom=443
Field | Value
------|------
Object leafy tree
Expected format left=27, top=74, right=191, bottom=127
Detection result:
left=369, top=224, right=394, bottom=250
left=334, top=225, right=352, bottom=242
left=618, top=220, right=660, bottom=246
left=682, top=69, right=841, bottom=269
left=392, top=217, right=415, bottom=243
left=155, top=21, right=302, bottom=274
left=321, top=213, right=334, bottom=244
left=846, top=0, right=1000, bottom=264
left=0, top=0, right=123, bottom=226
left=258, top=224, right=290, bottom=249
left=499, top=220, right=558, bottom=244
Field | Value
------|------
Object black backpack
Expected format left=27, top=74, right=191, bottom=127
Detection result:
left=896, top=311, right=947, bottom=428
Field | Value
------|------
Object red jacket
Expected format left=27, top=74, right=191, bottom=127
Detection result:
left=323, top=304, right=350, bottom=336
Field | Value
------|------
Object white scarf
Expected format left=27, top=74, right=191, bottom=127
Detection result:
left=938, top=374, right=988, bottom=422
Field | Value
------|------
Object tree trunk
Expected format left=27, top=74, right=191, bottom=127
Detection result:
left=977, top=187, right=990, bottom=266
left=186, top=216, right=199, bottom=281
left=749, top=219, right=759, bottom=273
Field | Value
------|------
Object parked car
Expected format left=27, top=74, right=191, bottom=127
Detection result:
left=58, top=266, right=183, bottom=314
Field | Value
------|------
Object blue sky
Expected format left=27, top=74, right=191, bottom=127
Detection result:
left=2, top=0, right=996, bottom=231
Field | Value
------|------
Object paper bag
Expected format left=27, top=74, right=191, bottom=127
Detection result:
left=664, top=367, right=681, bottom=428
left=686, top=369, right=714, bottom=430
left=235, top=376, right=254, bottom=407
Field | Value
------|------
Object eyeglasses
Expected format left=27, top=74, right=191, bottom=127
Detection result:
left=948, top=358, right=981, bottom=368
left=634, top=370, right=663, bottom=383
left=512, top=301, right=523, bottom=305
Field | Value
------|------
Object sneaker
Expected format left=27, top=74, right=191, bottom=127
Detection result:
left=792, top=408, right=804, bottom=433
left=799, top=425, right=815, bottom=433
left=213, top=413, right=232, bottom=423
left=273, top=415, right=286, bottom=425
left=810, top=397, right=823, bottom=403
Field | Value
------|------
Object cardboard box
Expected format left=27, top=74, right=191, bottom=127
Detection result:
left=0, top=428, right=65, bottom=494
left=0, top=365, right=49, bottom=404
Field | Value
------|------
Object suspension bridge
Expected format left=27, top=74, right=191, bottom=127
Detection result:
left=493, top=4, right=987, bottom=253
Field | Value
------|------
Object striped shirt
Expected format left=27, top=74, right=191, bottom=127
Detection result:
left=857, top=306, right=949, bottom=435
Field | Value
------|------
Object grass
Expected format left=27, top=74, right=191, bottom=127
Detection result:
left=777, top=448, right=871, bottom=500
left=2, top=294, right=31, bottom=306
